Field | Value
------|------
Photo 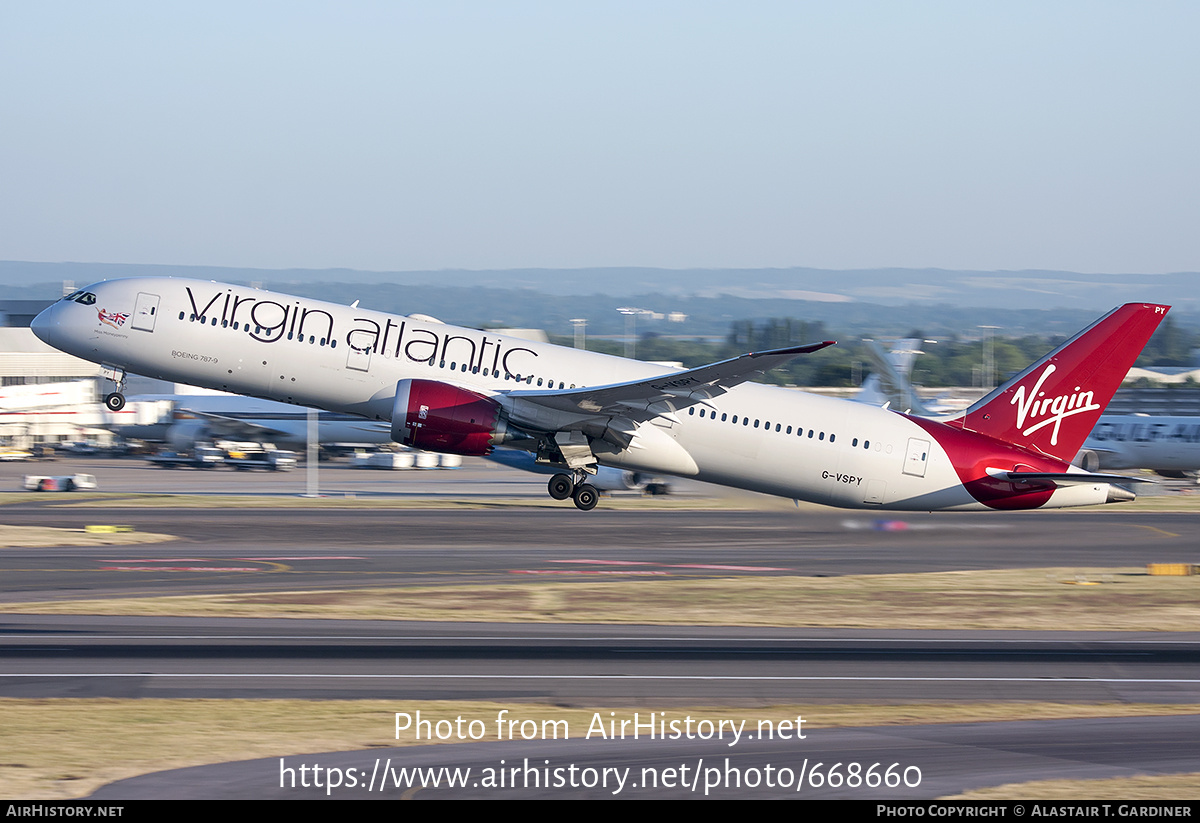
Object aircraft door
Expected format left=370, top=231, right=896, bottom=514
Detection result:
left=131, top=293, right=160, bottom=332
left=346, top=329, right=372, bottom=372
left=902, top=437, right=930, bottom=477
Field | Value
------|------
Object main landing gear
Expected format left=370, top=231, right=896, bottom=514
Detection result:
left=548, top=472, right=599, bottom=511
left=104, top=392, right=126, bottom=412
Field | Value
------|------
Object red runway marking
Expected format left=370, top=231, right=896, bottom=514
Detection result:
left=509, top=570, right=670, bottom=576
left=552, top=559, right=655, bottom=566
left=101, top=566, right=263, bottom=572
left=551, top=559, right=793, bottom=572
left=235, top=556, right=366, bottom=560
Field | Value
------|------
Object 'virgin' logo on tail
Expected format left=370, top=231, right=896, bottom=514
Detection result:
left=1010, top=364, right=1101, bottom=446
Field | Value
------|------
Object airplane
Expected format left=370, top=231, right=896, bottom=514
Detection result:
left=857, top=338, right=956, bottom=416
left=31, top=278, right=1168, bottom=511
left=1076, top=415, right=1200, bottom=479
left=105, top=392, right=392, bottom=451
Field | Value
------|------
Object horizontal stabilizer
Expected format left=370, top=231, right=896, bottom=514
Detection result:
left=985, top=468, right=1153, bottom=486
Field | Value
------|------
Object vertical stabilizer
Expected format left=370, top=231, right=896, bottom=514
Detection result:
left=948, top=303, right=1169, bottom=461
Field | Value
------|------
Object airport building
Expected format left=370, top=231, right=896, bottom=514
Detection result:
left=0, top=300, right=169, bottom=446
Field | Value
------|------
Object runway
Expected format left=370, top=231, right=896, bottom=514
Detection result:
left=4, top=616, right=1200, bottom=703
left=1, top=505, right=1197, bottom=601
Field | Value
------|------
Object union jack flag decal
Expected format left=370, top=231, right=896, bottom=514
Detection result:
left=98, top=308, right=129, bottom=329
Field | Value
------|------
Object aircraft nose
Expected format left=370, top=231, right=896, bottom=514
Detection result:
left=30, top=303, right=57, bottom=344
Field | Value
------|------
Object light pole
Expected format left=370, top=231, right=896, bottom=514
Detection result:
left=569, top=318, right=587, bottom=350
left=979, top=326, right=1000, bottom=390
left=617, top=307, right=640, bottom=359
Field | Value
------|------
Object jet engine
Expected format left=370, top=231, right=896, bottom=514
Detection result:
left=390, top=379, right=513, bottom=456
left=165, top=419, right=212, bottom=450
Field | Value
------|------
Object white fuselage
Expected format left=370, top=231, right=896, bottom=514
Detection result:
left=32, top=277, right=1117, bottom=511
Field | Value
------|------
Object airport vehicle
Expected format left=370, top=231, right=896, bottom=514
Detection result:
left=1076, top=415, right=1200, bottom=478
left=224, top=446, right=297, bottom=472
left=31, top=279, right=1167, bottom=511
left=145, top=447, right=227, bottom=469
left=22, top=473, right=97, bottom=492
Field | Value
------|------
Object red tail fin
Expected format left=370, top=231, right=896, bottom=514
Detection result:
left=948, top=303, right=1169, bottom=461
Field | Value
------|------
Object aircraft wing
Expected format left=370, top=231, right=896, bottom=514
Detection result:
left=176, top=408, right=289, bottom=440
left=504, top=341, right=835, bottom=418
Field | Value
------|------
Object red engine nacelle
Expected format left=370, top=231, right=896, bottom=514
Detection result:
left=390, top=379, right=510, bottom=456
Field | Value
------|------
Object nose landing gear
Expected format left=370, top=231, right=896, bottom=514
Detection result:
left=101, top=365, right=127, bottom=412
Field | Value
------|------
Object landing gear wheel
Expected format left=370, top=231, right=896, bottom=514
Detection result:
left=104, top=392, right=126, bottom=412
left=548, top=473, right=574, bottom=500
left=572, top=484, right=599, bottom=511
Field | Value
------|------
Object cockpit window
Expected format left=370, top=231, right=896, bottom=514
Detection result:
left=61, top=290, right=84, bottom=302
left=73, top=292, right=97, bottom=305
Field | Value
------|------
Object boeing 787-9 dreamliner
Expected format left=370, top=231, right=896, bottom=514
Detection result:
left=31, top=278, right=1167, bottom=511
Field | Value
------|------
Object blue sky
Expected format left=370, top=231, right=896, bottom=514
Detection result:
left=2, top=2, right=1197, bottom=273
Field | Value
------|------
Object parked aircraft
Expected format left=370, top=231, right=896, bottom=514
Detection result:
left=106, top=393, right=390, bottom=451
left=1076, top=415, right=1200, bottom=478
left=31, top=279, right=1167, bottom=510
left=856, top=338, right=955, bottom=415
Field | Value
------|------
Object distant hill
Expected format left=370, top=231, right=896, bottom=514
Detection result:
left=2, top=261, right=1193, bottom=337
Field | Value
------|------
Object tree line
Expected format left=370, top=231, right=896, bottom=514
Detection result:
left=556, top=316, right=1197, bottom=389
